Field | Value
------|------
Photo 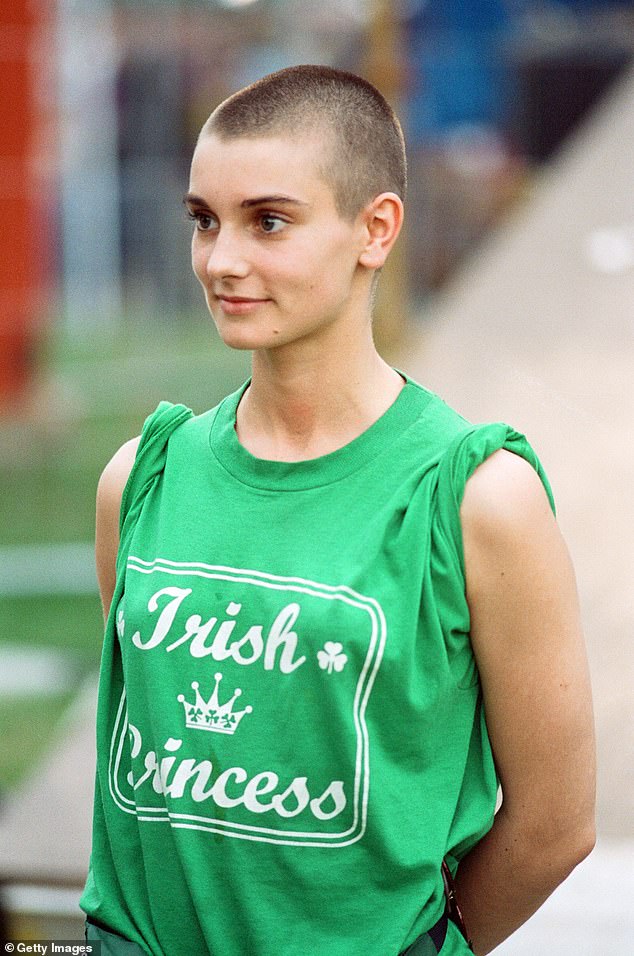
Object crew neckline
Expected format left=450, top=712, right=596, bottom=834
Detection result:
left=208, top=373, right=432, bottom=491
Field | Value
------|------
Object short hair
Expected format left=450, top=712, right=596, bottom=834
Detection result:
left=201, top=64, right=407, bottom=221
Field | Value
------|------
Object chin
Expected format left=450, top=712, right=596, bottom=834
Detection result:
left=214, top=324, right=286, bottom=353
left=208, top=307, right=277, bottom=351
left=216, top=332, right=259, bottom=352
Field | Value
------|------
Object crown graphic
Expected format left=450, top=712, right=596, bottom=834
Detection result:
left=177, top=674, right=253, bottom=735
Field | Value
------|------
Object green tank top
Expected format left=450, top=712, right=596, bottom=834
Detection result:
left=80, top=374, right=554, bottom=956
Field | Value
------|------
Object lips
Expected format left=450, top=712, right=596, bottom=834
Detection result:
left=214, top=294, right=270, bottom=316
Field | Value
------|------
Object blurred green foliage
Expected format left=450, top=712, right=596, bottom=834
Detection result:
left=0, top=316, right=250, bottom=791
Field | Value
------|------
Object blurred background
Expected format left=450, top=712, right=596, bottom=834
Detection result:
left=1, top=0, right=633, bottom=950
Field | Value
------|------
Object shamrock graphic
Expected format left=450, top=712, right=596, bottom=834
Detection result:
left=317, top=641, right=348, bottom=674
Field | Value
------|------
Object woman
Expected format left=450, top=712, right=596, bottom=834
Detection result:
left=81, top=65, right=595, bottom=956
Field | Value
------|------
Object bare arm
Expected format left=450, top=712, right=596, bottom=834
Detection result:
left=95, top=436, right=140, bottom=622
left=454, top=450, right=596, bottom=955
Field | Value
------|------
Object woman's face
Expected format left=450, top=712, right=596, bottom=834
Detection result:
left=186, top=132, right=371, bottom=354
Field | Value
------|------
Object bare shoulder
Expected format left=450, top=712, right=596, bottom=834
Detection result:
left=97, top=436, right=141, bottom=509
left=460, top=448, right=554, bottom=540
left=95, top=436, right=140, bottom=620
left=460, top=447, right=568, bottom=608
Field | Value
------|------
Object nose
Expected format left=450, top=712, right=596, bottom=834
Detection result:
left=201, top=225, right=250, bottom=281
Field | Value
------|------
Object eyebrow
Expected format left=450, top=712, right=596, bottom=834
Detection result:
left=241, top=195, right=309, bottom=208
left=183, top=192, right=308, bottom=209
left=183, top=193, right=210, bottom=209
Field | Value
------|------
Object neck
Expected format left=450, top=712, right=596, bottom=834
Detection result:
left=235, top=328, right=405, bottom=462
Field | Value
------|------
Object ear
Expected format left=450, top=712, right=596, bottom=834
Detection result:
left=358, top=192, right=404, bottom=270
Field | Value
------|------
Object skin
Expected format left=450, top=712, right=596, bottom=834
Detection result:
left=456, top=451, right=595, bottom=952
left=186, top=132, right=406, bottom=461
left=95, top=129, right=595, bottom=955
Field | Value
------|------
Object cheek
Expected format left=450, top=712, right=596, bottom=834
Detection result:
left=289, top=248, right=346, bottom=295
left=309, top=250, right=356, bottom=299
left=191, top=238, right=206, bottom=282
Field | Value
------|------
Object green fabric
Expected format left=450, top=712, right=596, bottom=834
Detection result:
left=80, top=375, right=553, bottom=956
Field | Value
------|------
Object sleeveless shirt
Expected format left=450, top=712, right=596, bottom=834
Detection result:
left=80, top=374, right=554, bottom=956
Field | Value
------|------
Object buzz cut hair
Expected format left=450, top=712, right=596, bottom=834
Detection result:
left=201, top=64, right=407, bottom=221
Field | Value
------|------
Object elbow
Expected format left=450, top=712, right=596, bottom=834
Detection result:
left=503, top=801, right=596, bottom=888
left=562, top=822, right=596, bottom=873
left=536, top=817, right=596, bottom=885
left=556, top=793, right=597, bottom=876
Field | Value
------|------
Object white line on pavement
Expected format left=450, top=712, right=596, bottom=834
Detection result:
left=0, top=543, right=97, bottom=597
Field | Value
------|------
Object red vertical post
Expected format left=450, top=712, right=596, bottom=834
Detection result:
left=0, top=0, right=45, bottom=411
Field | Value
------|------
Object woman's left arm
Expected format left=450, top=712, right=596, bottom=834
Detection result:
left=454, top=449, right=596, bottom=955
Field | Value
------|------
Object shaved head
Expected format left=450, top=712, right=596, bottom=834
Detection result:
left=201, top=64, right=407, bottom=222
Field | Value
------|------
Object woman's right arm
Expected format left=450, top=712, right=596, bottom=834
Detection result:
left=95, top=437, right=141, bottom=622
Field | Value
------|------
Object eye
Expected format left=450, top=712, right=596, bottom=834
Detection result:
left=258, top=214, right=287, bottom=234
left=187, top=210, right=218, bottom=232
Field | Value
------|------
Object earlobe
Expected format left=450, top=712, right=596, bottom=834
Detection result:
left=358, top=192, right=404, bottom=270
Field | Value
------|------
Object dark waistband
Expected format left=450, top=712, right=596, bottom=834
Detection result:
left=86, top=913, right=449, bottom=956
left=400, top=912, right=448, bottom=956
left=86, top=919, right=147, bottom=955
